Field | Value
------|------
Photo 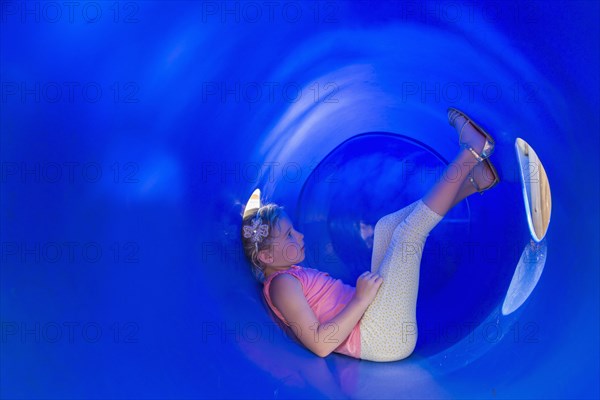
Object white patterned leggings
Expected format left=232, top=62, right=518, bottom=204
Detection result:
left=359, top=199, right=443, bottom=362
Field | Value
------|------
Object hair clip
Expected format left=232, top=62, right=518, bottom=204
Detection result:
left=243, top=216, right=269, bottom=244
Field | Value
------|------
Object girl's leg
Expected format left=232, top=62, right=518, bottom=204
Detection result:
left=370, top=200, right=421, bottom=274
left=370, top=148, right=482, bottom=274
left=421, top=149, right=479, bottom=216
left=360, top=198, right=443, bottom=361
left=448, top=158, right=497, bottom=209
left=360, top=117, right=490, bottom=362
left=370, top=116, right=492, bottom=273
left=370, top=150, right=484, bottom=273
left=422, top=113, right=491, bottom=216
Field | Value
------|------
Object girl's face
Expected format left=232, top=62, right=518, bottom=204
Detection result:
left=259, top=213, right=305, bottom=274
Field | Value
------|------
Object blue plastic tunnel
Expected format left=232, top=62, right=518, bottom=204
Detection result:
left=1, top=1, right=598, bottom=398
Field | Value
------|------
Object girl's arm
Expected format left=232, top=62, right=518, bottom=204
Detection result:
left=269, top=271, right=382, bottom=358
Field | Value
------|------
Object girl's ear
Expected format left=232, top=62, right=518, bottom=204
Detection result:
left=257, top=248, right=272, bottom=265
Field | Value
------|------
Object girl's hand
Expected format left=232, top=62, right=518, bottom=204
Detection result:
left=354, top=271, right=383, bottom=306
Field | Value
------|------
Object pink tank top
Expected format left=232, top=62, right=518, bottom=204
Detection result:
left=262, top=265, right=361, bottom=358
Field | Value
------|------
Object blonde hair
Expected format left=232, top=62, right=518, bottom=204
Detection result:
left=241, top=203, right=285, bottom=282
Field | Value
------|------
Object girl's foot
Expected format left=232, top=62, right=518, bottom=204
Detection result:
left=450, top=114, right=487, bottom=156
left=449, top=158, right=500, bottom=208
left=469, top=159, right=498, bottom=192
left=448, top=108, right=496, bottom=163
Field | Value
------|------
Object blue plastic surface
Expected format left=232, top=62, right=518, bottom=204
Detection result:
left=1, top=1, right=598, bottom=398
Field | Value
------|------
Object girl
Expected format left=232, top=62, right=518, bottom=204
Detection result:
left=241, top=108, right=500, bottom=362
